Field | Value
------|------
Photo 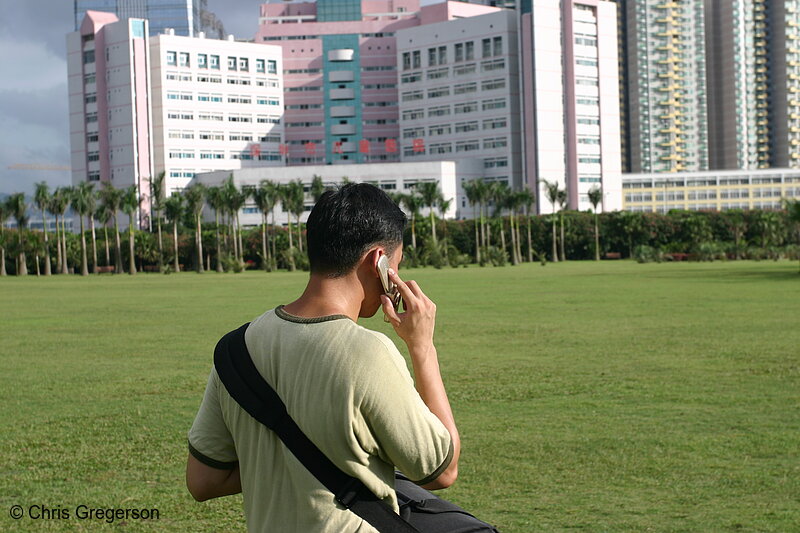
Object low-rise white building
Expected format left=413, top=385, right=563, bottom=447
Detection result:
left=190, top=160, right=484, bottom=227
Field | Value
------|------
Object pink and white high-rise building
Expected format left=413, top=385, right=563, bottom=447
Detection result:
left=67, top=11, right=154, bottom=223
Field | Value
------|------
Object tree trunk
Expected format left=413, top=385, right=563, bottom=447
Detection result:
left=42, top=212, right=51, bottom=276
left=479, top=203, right=486, bottom=250
left=594, top=214, right=600, bottom=261
left=54, top=213, right=62, bottom=273
left=61, top=217, right=69, bottom=274
left=499, top=220, right=507, bottom=262
left=510, top=215, right=518, bottom=265
left=411, top=213, right=417, bottom=250
left=0, top=244, right=5, bottom=276
left=80, top=216, right=88, bottom=276
left=215, top=210, right=223, bottom=272
left=287, top=216, right=295, bottom=272
left=173, top=221, right=180, bottom=273
left=18, top=231, right=28, bottom=276
left=237, top=212, right=245, bottom=264
left=474, top=217, right=481, bottom=264
left=261, top=213, right=268, bottom=272
left=430, top=210, right=437, bottom=244
left=296, top=214, right=303, bottom=253
left=128, top=215, right=137, bottom=275
left=196, top=214, right=204, bottom=273
left=90, top=216, right=98, bottom=273
left=104, top=227, right=110, bottom=266
left=156, top=215, right=163, bottom=272
left=113, top=215, right=123, bottom=274
left=559, top=213, right=566, bottom=262
left=551, top=216, right=559, bottom=263
left=526, top=212, right=533, bottom=263
left=270, top=209, right=277, bottom=265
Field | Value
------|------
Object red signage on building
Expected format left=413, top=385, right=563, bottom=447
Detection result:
left=333, top=141, right=343, bottom=154
left=359, top=139, right=370, bottom=154
left=304, top=142, right=317, bottom=155
left=279, top=143, right=289, bottom=155
left=412, top=138, right=425, bottom=153
left=249, top=143, right=261, bottom=158
left=385, top=138, right=398, bottom=153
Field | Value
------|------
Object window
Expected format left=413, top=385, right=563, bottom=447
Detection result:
left=482, top=38, right=491, bottom=58
left=483, top=118, right=507, bottom=130
left=85, top=93, right=97, bottom=104
left=403, top=127, right=424, bottom=139
left=493, top=36, right=502, bottom=56
left=256, top=59, right=265, bottom=73
left=228, top=95, right=252, bottom=104
left=427, top=68, right=448, bottom=80
left=402, top=52, right=411, bottom=71
left=402, top=90, right=424, bottom=102
left=429, top=124, right=451, bottom=136
left=428, top=105, right=451, bottom=117
left=412, top=50, right=421, bottom=69
left=179, top=52, right=190, bottom=67
left=239, top=58, right=249, bottom=71
left=86, top=112, right=98, bottom=123
left=482, top=78, right=505, bottom=91
left=482, top=98, right=506, bottom=111
left=228, top=56, right=237, bottom=70
left=198, top=54, right=207, bottom=68
left=428, top=47, right=437, bottom=67
left=86, top=132, right=99, bottom=143
left=454, top=64, right=476, bottom=76
left=228, top=114, right=252, bottom=123
left=402, top=109, right=425, bottom=120
left=465, top=41, right=474, bottom=60
left=87, top=151, right=100, bottom=162
left=483, top=137, right=508, bottom=149
left=455, top=121, right=478, bottom=133
left=256, top=97, right=281, bottom=105
left=456, top=140, right=480, bottom=152
left=438, top=46, right=447, bottom=65
left=166, top=51, right=176, bottom=66
left=454, top=83, right=477, bottom=95
left=228, top=133, right=253, bottom=141
left=454, top=102, right=478, bottom=114
left=428, top=87, right=450, bottom=98
left=430, top=143, right=452, bottom=154
left=84, top=73, right=96, bottom=85
left=481, top=59, right=505, bottom=72
left=210, top=55, right=220, bottom=69
left=88, top=171, right=100, bottom=182
left=401, top=72, right=422, bottom=84
left=455, top=43, right=464, bottom=62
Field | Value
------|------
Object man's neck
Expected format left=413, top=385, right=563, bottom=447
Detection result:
left=282, top=273, right=364, bottom=322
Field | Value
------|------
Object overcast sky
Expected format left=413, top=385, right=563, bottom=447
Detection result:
left=0, top=0, right=272, bottom=196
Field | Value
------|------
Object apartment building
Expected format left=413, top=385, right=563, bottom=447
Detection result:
left=74, top=0, right=225, bottom=38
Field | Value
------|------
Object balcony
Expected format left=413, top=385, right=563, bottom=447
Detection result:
left=330, top=88, right=354, bottom=100
left=331, top=123, right=356, bottom=135
left=328, top=49, right=354, bottom=62
left=330, top=105, right=355, bottom=117
left=329, top=70, right=354, bottom=82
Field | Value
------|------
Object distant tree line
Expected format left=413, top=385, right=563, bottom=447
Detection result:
left=1, top=177, right=799, bottom=276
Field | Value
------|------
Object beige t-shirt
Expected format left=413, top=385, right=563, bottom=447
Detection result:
left=188, top=306, right=453, bottom=533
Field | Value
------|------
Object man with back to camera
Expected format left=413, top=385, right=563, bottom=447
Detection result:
left=185, top=183, right=460, bottom=531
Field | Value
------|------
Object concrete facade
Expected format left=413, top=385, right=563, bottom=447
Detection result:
left=520, top=0, right=622, bottom=213
left=149, top=33, right=284, bottom=195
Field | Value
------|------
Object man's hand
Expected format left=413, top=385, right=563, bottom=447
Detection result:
left=380, top=269, right=436, bottom=353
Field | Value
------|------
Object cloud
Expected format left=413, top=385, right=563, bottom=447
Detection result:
left=0, top=38, right=67, bottom=92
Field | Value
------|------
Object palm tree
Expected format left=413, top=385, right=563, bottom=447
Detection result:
left=0, top=201, right=7, bottom=276
left=150, top=171, right=166, bottom=272
left=252, top=183, right=276, bottom=271
left=463, top=179, right=482, bottom=264
left=542, top=180, right=560, bottom=262
left=262, top=180, right=280, bottom=263
left=400, top=191, right=422, bottom=250
left=475, top=179, right=490, bottom=251
left=7, top=193, right=29, bottom=275
left=418, top=182, right=441, bottom=244
left=222, top=176, right=247, bottom=265
left=205, top=186, right=226, bottom=272
left=164, top=194, right=183, bottom=273
left=99, top=183, right=124, bottom=274
left=310, top=175, right=326, bottom=203
left=34, top=182, right=52, bottom=275
left=288, top=180, right=306, bottom=253
left=120, top=185, right=139, bottom=275
left=50, top=187, right=70, bottom=274
left=277, top=183, right=296, bottom=271
left=69, top=182, right=93, bottom=276
left=183, top=184, right=206, bottom=273
left=587, top=186, right=603, bottom=261
left=784, top=199, right=800, bottom=272
left=519, top=187, right=536, bottom=263
left=557, top=189, right=567, bottom=262
left=96, top=203, right=112, bottom=267
left=437, top=197, right=453, bottom=266
left=87, top=186, right=99, bottom=273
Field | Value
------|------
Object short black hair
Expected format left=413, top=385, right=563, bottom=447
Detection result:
left=306, top=183, right=406, bottom=277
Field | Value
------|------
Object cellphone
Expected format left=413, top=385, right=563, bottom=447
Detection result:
left=377, top=255, right=401, bottom=317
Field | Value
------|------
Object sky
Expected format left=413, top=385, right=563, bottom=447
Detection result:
left=0, top=0, right=267, bottom=197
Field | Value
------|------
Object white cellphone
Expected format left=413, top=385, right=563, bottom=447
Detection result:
left=377, top=255, right=401, bottom=316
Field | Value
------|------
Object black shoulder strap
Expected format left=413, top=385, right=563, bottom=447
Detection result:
left=214, top=323, right=421, bottom=533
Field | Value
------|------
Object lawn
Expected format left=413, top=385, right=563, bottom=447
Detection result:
left=0, top=261, right=798, bottom=532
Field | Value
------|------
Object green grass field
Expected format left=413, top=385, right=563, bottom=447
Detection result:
left=1, top=261, right=799, bottom=532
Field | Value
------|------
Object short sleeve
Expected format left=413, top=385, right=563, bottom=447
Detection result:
left=361, top=334, right=453, bottom=485
left=187, top=368, right=238, bottom=469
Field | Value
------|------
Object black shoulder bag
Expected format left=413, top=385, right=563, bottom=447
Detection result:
left=214, top=323, right=499, bottom=533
